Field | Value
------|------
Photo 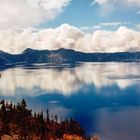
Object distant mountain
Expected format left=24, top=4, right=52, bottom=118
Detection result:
left=0, top=48, right=140, bottom=68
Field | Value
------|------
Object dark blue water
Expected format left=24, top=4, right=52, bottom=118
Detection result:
left=0, top=62, right=140, bottom=140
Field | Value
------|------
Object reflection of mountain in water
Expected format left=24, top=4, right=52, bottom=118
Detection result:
left=0, top=62, right=140, bottom=96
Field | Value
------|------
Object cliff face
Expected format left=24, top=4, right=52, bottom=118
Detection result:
left=48, top=53, right=67, bottom=63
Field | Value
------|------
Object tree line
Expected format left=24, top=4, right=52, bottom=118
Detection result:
left=0, top=99, right=87, bottom=140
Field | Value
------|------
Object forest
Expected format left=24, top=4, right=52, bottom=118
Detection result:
left=0, top=99, right=100, bottom=140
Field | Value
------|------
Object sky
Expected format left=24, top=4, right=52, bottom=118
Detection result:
left=0, top=0, right=140, bottom=53
left=43, top=0, right=140, bottom=30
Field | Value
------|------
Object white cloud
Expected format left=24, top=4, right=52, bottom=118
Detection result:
left=92, top=0, right=140, bottom=6
left=92, top=0, right=140, bottom=15
left=91, top=0, right=111, bottom=5
left=94, top=22, right=131, bottom=28
left=81, top=22, right=131, bottom=31
left=126, top=0, right=140, bottom=7
left=80, top=25, right=101, bottom=31
left=0, top=24, right=83, bottom=53
left=0, top=24, right=140, bottom=54
left=0, top=0, right=71, bottom=29
left=99, top=22, right=125, bottom=26
left=80, top=26, right=91, bottom=30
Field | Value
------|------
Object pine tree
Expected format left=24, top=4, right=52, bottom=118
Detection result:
left=21, top=99, right=26, bottom=110
left=46, top=109, right=50, bottom=121
left=54, top=114, right=58, bottom=123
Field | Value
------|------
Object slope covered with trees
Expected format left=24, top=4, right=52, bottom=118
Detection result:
left=0, top=99, right=87, bottom=140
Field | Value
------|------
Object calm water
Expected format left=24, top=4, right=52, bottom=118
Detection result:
left=0, top=62, right=140, bottom=140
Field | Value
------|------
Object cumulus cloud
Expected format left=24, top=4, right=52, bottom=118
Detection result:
left=0, top=24, right=140, bottom=54
left=0, top=0, right=71, bottom=29
left=0, top=63, right=139, bottom=96
left=0, top=24, right=83, bottom=53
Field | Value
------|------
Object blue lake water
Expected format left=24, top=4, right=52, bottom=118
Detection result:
left=0, top=62, right=140, bottom=140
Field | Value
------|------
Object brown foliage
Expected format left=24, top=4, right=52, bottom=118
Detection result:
left=0, top=99, right=86, bottom=140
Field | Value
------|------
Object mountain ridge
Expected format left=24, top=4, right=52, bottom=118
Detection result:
left=0, top=48, right=140, bottom=68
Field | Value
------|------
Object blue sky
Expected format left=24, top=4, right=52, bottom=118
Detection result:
left=0, top=0, right=139, bottom=30
left=40, top=0, right=140, bottom=30
left=0, top=0, right=140, bottom=53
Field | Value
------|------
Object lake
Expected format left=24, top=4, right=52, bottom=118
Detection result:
left=0, top=62, right=140, bottom=140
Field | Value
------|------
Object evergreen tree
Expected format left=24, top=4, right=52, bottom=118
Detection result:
left=21, top=99, right=26, bottom=110
left=54, top=114, right=58, bottom=123
left=46, top=109, right=50, bottom=121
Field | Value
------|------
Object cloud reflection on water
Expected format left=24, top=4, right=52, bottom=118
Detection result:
left=0, top=62, right=140, bottom=97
